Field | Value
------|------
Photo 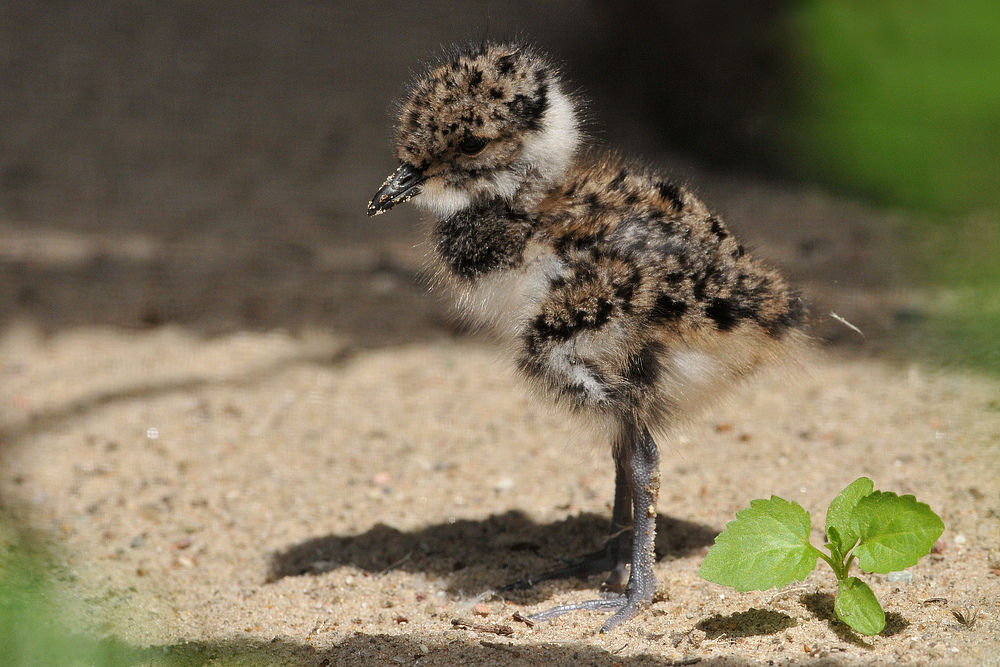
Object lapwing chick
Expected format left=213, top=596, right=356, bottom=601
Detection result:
left=369, top=42, right=805, bottom=633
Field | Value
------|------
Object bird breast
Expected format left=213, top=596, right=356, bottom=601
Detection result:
left=452, top=240, right=567, bottom=339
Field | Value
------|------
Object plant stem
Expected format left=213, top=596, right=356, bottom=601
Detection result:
left=817, top=549, right=845, bottom=580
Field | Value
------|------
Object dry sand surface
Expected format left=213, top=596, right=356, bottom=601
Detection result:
left=1, top=227, right=999, bottom=666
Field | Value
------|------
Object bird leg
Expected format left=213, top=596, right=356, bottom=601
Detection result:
left=516, top=423, right=661, bottom=633
left=500, top=451, right=633, bottom=594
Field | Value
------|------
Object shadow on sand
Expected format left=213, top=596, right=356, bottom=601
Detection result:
left=267, top=510, right=718, bottom=605
left=113, top=632, right=786, bottom=667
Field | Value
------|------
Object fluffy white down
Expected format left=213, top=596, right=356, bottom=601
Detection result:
left=518, top=84, right=581, bottom=187
left=416, top=180, right=472, bottom=219
left=455, top=241, right=567, bottom=338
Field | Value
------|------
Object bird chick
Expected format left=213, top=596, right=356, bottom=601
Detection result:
left=369, top=42, right=805, bottom=633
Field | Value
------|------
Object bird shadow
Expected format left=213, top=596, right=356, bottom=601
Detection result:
left=267, top=510, right=718, bottom=603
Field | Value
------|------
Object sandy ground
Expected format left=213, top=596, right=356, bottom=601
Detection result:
left=1, top=210, right=999, bottom=666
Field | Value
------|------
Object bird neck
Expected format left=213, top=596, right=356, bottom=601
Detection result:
left=518, top=82, right=581, bottom=197
left=432, top=198, right=534, bottom=282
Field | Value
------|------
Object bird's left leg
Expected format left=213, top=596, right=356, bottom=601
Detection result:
left=526, top=422, right=661, bottom=632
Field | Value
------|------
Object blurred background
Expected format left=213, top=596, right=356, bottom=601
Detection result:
left=1, top=0, right=997, bottom=369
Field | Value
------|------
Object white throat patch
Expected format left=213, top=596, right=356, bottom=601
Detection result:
left=416, top=180, right=473, bottom=219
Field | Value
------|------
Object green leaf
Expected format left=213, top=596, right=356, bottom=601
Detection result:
left=835, top=576, right=886, bottom=635
left=851, top=491, right=945, bottom=573
left=825, top=525, right=842, bottom=550
left=825, top=477, right=874, bottom=551
left=699, top=496, right=822, bottom=591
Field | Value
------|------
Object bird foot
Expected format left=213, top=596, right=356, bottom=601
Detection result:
left=526, top=585, right=653, bottom=633
left=501, top=426, right=660, bottom=632
left=500, top=531, right=653, bottom=633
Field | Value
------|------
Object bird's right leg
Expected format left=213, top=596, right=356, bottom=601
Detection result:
left=524, top=423, right=660, bottom=632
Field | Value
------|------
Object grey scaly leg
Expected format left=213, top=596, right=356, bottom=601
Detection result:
left=526, top=423, right=660, bottom=633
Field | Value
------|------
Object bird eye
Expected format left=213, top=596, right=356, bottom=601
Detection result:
left=458, top=135, right=490, bottom=156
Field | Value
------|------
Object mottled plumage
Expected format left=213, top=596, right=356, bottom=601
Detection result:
left=369, top=42, right=805, bottom=633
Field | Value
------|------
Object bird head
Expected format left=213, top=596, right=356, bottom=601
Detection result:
left=369, top=42, right=581, bottom=218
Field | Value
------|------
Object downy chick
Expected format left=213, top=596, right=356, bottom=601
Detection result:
left=369, top=42, right=805, bottom=633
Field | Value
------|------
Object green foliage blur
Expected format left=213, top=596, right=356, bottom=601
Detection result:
left=0, top=517, right=276, bottom=667
left=0, top=522, right=134, bottom=667
left=784, top=2, right=1000, bottom=375
left=900, top=218, right=1000, bottom=375
left=787, top=0, right=1000, bottom=215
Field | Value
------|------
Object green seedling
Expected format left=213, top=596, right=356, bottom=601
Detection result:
left=698, top=477, right=945, bottom=635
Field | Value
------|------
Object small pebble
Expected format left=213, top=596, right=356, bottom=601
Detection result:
left=493, top=477, right=515, bottom=492
left=887, top=571, right=913, bottom=583
left=171, top=537, right=193, bottom=550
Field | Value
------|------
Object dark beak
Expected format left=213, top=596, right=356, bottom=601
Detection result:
left=368, top=162, right=426, bottom=216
